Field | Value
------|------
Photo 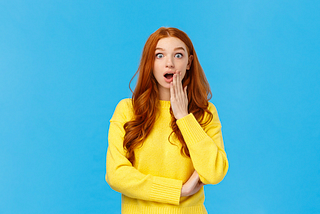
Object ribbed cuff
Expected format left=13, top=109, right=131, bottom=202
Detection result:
left=122, top=203, right=207, bottom=214
left=150, top=177, right=182, bottom=205
left=176, top=113, right=207, bottom=146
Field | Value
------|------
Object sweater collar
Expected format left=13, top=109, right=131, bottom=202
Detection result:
left=159, top=100, right=171, bottom=109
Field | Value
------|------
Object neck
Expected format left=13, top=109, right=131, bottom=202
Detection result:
left=158, top=87, right=170, bottom=101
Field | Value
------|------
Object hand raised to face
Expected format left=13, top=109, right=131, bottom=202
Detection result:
left=170, top=71, right=189, bottom=120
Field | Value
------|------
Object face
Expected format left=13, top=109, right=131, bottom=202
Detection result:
left=153, top=37, right=193, bottom=93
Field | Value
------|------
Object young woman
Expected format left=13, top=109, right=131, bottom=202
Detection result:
left=106, top=27, right=229, bottom=214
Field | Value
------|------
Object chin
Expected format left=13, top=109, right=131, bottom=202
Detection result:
left=158, top=82, right=171, bottom=90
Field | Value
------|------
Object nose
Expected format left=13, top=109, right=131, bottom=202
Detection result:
left=165, top=56, right=174, bottom=68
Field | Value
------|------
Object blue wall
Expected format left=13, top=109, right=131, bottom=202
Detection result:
left=1, top=0, right=319, bottom=213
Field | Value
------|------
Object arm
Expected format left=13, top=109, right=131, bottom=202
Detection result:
left=170, top=73, right=229, bottom=185
left=106, top=100, right=183, bottom=205
left=176, top=105, right=229, bottom=185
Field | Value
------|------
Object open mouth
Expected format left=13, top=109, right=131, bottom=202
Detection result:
left=164, top=73, right=174, bottom=79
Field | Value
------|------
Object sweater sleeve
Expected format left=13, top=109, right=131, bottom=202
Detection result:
left=106, top=99, right=183, bottom=205
left=176, top=102, right=229, bottom=185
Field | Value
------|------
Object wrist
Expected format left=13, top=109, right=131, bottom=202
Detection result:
left=176, top=112, right=188, bottom=120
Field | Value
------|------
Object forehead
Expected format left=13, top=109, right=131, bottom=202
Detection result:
left=155, top=37, right=187, bottom=50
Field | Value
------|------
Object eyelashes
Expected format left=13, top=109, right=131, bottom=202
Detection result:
left=156, top=53, right=164, bottom=58
left=175, top=53, right=183, bottom=58
left=155, top=53, right=184, bottom=58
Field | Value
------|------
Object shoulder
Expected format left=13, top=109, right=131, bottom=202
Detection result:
left=110, top=98, right=134, bottom=123
left=206, top=101, right=221, bottom=124
left=207, top=101, right=218, bottom=114
left=116, top=98, right=133, bottom=109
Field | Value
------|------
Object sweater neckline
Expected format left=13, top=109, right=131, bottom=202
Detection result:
left=159, top=100, right=171, bottom=109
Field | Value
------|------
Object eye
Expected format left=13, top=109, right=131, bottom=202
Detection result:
left=156, top=53, right=164, bottom=58
left=175, top=53, right=183, bottom=58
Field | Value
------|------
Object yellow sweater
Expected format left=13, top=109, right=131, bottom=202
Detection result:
left=106, top=99, right=228, bottom=214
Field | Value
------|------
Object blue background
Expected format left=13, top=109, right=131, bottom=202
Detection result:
left=1, top=0, right=319, bottom=213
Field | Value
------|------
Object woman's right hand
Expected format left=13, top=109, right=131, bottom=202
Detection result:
left=181, top=171, right=204, bottom=197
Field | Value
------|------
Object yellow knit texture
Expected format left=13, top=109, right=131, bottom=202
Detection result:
left=106, top=99, right=228, bottom=214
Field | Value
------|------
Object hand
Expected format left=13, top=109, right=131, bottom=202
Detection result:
left=181, top=171, right=204, bottom=197
left=170, top=72, right=188, bottom=120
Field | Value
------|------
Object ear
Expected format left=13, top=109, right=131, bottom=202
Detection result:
left=187, top=55, right=193, bottom=70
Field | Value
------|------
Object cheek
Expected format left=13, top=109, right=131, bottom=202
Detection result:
left=181, top=71, right=187, bottom=80
left=153, top=60, right=162, bottom=72
left=181, top=61, right=189, bottom=79
left=153, top=65, right=163, bottom=81
left=152, top=63, right=159, bottom=75
left=180, top=61, right=189, bottom=74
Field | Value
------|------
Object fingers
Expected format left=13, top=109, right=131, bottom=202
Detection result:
left=190, top=171, right=205, bottom=187
left=172, top=72, right=181, bottom=96
left=181, top=171, right=204, bottom=197
left=176, top=72, right=183, bottom=96
left=191, top=170, right=199, bottom=179
left=171, top=72, right=180, bottom=101
left=170, top=81, right=175, bottom=100
left=188, top=171, right=200, bottom=187
left=174, top=72, right=179, bottom=95
left=172, top=71, right=184, bottom=98
left=170, top=71, right=189, bottom=120
left=184, top=86, right=188, bottom=99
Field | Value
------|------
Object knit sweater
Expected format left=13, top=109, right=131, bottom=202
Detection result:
left=106, top=98, right=228, bottom=214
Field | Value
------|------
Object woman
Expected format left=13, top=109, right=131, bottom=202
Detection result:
left=106, top=27, right=228, bottom=214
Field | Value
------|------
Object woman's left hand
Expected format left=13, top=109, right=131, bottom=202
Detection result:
left=181, top=170, right=204, bottom=197
left=170, top=71, right=188, bottom=120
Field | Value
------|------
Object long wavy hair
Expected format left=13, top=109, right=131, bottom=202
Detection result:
left=123, top=27, right=213, bottom=164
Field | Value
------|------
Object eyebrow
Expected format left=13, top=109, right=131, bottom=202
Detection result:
left=174, top=47, right=186, bottom=51
left=155, top=47, right=186, bottom=52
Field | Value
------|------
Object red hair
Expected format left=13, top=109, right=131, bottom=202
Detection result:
left=123, top=27, right=213, bottom=164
